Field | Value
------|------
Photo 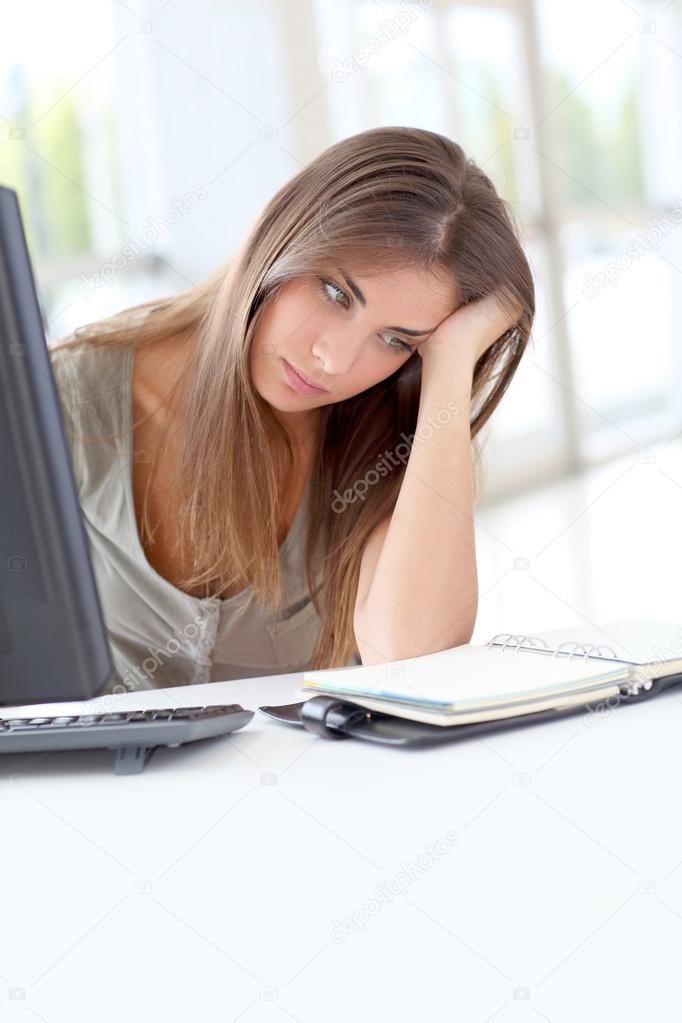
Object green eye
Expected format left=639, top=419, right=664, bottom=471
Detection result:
left=380, top=333, right=415, bottom=355
left=318, top=278, right=414, bottom=356
left=318, top=278, right=349, bottom=307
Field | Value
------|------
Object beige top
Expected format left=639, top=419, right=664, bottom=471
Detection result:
left=48, top=341, right=350, bottom=694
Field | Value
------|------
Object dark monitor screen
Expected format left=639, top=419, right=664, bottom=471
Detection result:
left=0, top=185, right=116, bottom=705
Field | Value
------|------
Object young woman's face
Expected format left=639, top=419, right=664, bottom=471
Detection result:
left=250, top=265, right=458, bottom=424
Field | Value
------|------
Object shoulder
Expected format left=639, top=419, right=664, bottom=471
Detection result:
left=48, top=341, right=131, bottom=497
left=49, top=343, right=86, bottom=449
left=49, top=341, right=127, bottom=404
left=49, top=342, right=131, bottom=430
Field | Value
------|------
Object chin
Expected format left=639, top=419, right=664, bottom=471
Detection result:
left=254, top=374, right=320, bottom=411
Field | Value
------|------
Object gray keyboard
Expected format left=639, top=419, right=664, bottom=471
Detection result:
left=0, top=704, right=254, bottom=773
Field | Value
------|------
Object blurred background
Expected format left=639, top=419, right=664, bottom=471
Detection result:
left=2, top=0, right=681, bottom=639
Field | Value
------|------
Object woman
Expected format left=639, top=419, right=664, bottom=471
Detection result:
left=50, top=125, right=534, bottom=694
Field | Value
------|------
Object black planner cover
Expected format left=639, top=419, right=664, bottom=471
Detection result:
left=258, top=670, right=682, bottom=747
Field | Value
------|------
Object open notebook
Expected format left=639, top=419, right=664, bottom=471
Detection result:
left=296, top=619, right=682, bottom=726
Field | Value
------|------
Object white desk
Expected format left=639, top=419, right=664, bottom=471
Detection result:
left=2, top=669, right=682, bottom=1021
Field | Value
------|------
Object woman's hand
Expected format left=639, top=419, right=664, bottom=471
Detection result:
left=418, top=289, right=522, bottom=375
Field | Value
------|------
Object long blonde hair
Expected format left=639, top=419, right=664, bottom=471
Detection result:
left=57, top=126, right=535, bottom=669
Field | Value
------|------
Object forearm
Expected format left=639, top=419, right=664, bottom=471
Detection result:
left=355, top=358, right=478, bottom=663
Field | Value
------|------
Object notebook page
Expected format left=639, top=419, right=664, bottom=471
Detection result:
left=301, top=680, right=624, bottom=726
left=301, top=643, right=633, bottom=711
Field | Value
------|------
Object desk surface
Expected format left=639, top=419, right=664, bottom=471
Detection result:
left=2, top=670, right=682, bottom=1021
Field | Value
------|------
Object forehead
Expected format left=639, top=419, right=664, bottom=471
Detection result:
left=349, top=265, right=458, bottom=326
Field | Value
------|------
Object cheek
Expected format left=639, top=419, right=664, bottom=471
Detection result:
left=346, top=351, right=410, bottom=393
left=269, top=298, right=321, bottom=358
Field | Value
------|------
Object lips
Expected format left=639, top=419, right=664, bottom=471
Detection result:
left=284, top=359, right=328, bottom=393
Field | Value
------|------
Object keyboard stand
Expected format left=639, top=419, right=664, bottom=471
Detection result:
left=114, top=745, right=157, bottom=774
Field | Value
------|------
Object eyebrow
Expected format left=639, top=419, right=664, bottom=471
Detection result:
left=339, top=269, right=437, bottom=337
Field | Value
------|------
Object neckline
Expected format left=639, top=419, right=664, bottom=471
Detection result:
left=122, top=346, right=310, bottom=607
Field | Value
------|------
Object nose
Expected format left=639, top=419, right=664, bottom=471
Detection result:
left=311, top=331, right=365, bottom=377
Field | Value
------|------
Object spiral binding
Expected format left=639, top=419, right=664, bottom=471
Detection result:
left=485, top=634, right=655, bottom=697
left=485, top=633, right=619, bottom=661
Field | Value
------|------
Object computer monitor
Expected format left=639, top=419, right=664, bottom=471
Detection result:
left=0, top=185, right=116, bottom=705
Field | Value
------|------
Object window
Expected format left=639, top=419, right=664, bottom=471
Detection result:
left=314, top=0, right=682, bottom=500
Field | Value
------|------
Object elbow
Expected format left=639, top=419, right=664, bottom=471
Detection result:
left=353, top=605, right=396, bottom=666
left=354, top=612, right=476, bottom=667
